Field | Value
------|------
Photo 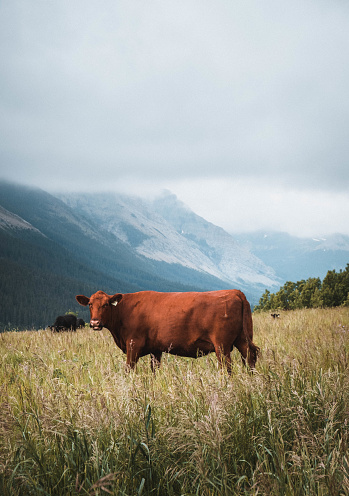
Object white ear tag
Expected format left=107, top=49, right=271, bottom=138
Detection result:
left=111, top=301, right=118, bottom=306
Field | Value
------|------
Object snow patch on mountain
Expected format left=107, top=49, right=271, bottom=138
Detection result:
left=310, top=234, right=349, bottom=252
left=0, top=206, right=44, bottom=234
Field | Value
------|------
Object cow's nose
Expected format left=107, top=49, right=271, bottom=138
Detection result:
left=90, top=319, right=102, bottom=330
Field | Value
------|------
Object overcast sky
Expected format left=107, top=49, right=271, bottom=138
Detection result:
left=1, top=0, right=349, bottom=237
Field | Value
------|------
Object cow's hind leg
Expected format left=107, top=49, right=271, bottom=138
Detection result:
left=234, top=335, right=257, bottom=369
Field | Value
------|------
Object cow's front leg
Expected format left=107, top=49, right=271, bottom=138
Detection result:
left=126, top=339, right=141, bottom=370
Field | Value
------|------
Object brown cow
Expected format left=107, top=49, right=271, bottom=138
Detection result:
left=76, top=289, right=259, bottom=373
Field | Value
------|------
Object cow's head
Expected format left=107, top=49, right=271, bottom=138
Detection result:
left=75, top=290, right=123, bottom=330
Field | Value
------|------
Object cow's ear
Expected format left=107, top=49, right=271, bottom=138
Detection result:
left=110, top=293, right=123, bottom=306
left=76, top=295, right=90, bottom=306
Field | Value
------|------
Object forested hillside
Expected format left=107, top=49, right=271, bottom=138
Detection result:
left=0, top=226, right=134, bottom=330
left=255, top=264, right=349, bottom=311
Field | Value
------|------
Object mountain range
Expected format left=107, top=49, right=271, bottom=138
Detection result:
left=0, top=180, right=348, bottom=329
left=234, top=231, right=349, bottom=282
left=59, top=191, right=279, bottom=289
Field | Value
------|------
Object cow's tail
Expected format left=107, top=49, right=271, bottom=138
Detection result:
left=242, top=293, right=260, bottom=368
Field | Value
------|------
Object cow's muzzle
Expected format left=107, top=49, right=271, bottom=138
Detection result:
left=90, top=320, right=103, bottom=331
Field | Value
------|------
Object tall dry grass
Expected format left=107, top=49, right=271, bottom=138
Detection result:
left=0, top=308, right=348, bottom=495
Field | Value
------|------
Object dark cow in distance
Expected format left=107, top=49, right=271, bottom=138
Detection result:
left=50, top=314, right=77, bottom=333
left=76, top=289, right=259, bottom=373
left=77, top=318, right=85, bottom=328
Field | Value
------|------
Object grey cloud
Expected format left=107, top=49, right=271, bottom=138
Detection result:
left=1, top=0, right=349, bottom=232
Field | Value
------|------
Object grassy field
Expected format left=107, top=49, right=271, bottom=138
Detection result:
left=0, top=308, right=348, bottom=495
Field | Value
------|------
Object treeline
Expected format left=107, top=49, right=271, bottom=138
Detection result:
left=0, top=258, right=92, bottom=332
left=255, top=264, right=349, bottom=311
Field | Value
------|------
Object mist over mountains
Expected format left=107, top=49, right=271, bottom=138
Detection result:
left=0, top=180, right=348, bottom=329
